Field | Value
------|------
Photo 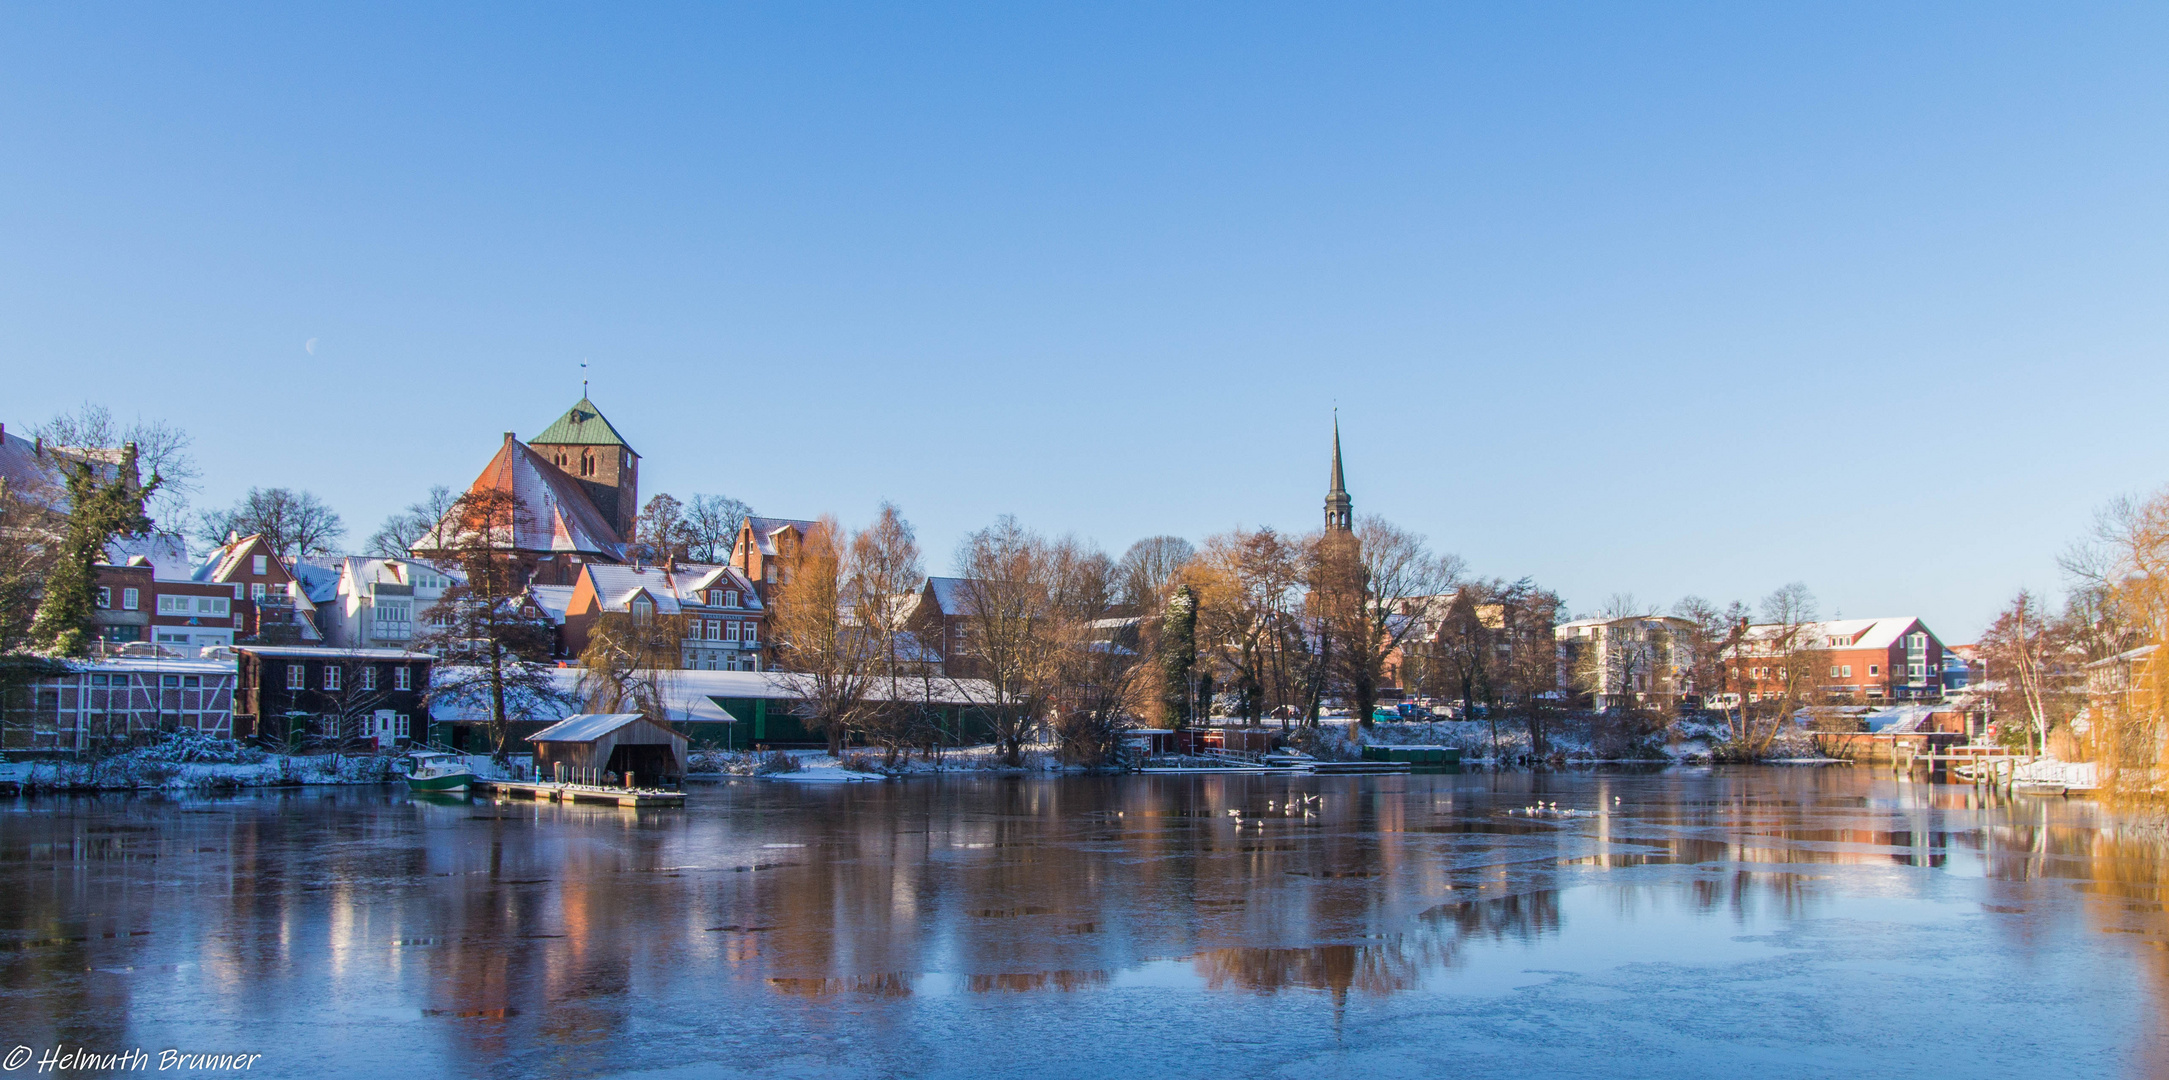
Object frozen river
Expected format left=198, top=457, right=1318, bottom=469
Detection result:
left=2, top=768, right=2162, bottom=1078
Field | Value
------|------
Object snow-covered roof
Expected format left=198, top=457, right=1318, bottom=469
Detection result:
left=525, top=584, right=575, bottom=625
left=332, top=556, right=463, bottom=599
left=429, top=667, right=998, bottom=727
left=417, top=436, right=625, bottom=559
left=103, top=533, right=193, bottom=581
left=291, top=560, right=342, bottom=605
left=529, top=712, right=653, bottom=743
left=925, top=577, right=988, bottom=617
left=235, top=646, right=433, bottom=660
left=1744, top=617, right=1928, bottom=651
left=743, top=517, right=821, bottom=556
left=583, top=562, right=760, bottom=615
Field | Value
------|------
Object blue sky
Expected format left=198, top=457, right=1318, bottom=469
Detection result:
left=5, top=4, right=2167, bottom=639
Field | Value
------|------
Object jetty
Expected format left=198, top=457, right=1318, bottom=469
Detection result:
left=472, top=777, right=685, bottom=808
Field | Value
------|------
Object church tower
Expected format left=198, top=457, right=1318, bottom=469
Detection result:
left=530, top=396, right=641, bottom=543
left=1324, top=413, right=1353, bottom=533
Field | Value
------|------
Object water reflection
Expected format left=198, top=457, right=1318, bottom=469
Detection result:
left=3, top=771, right=2166, bottom=1078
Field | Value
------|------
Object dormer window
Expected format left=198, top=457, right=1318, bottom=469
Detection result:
left=707, top=589, right=723, bottom=606
left=725, top=589, right=739, bottom=608
left=631, top=596, right=654, bottom=624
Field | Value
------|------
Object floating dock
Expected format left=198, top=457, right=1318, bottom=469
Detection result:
left=470, top=778, right=685, bottom=808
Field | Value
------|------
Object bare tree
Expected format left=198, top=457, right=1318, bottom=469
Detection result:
left=1492, top=581, right=1563, bottom=759
left=684, top=494, right=753, bottom=564
left=952, top=516, right=1068, bottom=765
left=415, top=489, right=564, bottom=761
left=199, top=488, right=346, bottom=562
left=1720, top=582, right=1823, bottom=756
left=35, top=403, right=198, bottom=528
left=628, top=493, right=690, bottom=564
left=1189, top=528, right=1304, bottom=725
left=769, top=516, right=872, bottom=755
left=367, top=485, right=456, bottom=557
left=849, top=503, right=933, bottom=761
left=1042, top=540, right=1136, bottom=767
left=1117, top=535, right=1195, bottom=610
left=1309, top=516, right=1463, bottom=728
left=1977, top=589, right=2078, bottom=756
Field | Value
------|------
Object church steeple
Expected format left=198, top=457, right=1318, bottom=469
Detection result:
left=1324, top=412, right=1352, bottom=532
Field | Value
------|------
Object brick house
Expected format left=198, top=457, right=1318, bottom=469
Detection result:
left=232, top=646, right=433, bottom=749
left=562, top=561, right=766, bottom=670
left=1731, top=617, right=1950, bottom=704
left=192, top=533, right=323, bottom=644
left=91, top=536, right=251, bottom=655
left=729, top=516, right=821, bottom=606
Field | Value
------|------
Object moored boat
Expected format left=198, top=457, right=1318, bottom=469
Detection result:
left=406, top=752, right=475, bottom=794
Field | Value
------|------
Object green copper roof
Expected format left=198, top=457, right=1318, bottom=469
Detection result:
left=532, top=398, right=635, bottom=453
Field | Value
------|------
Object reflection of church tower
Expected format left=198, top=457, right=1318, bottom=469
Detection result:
left=530, top=396, right=641, bottom=542
left=1324, top=413, right=1353, bottom=533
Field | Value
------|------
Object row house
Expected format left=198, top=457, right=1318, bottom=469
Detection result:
left=1730, top=617, right=1950, bottom=704
left=90, top=536, right=250, bottom=655
left=232, top=646, right=434, bottom=749
left=317, top=556, right=464, bottom=649
left=4, top=657, right=238, bottom=754
left=191, top=533, right=324, bottom=645
left=1555, top=615, right=1698, bottom=711
left=562, top=561, right=767, bottom=671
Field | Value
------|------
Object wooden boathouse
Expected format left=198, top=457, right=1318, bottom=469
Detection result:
left=527, top=713, right=690, bottom=785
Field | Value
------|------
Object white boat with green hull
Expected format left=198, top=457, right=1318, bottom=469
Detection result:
left=406, top=752, right=475, bottom=794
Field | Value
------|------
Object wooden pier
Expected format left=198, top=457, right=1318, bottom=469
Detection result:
left=471, top=778, right=685, bottom=808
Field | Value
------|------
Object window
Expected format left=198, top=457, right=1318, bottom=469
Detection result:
left=580, top=450, right=596, bottom=477
left=360, top=667, right=377, bottom=690
left=183, top=675, right=200, bottom=688
left=91, top=674, right=108, bottom=686
left=251, top=583, right=267, bottom=601
left=631, top=596, right=654, bottom=624
left=122, top=588, right=138, bottom=610
left=286, top=665, right=305, bottom=690
left=252, top=555, right=268, bottom=575
left=1869, top=665, right=1879, bottom=676
left=395, top=714, right=410, bottom=739
left=196, top=597, right=230, bottom=616
left=725, top=621, right=741, bottom=642
left=394, top=666, right=412, bottom=691
left=1829, top=665, right=1840, bottom=678
left=233, top=616, right=244, bottom=629
left=162, top=675, right=180, bottom=688
left=705, top=619, right=721, bottom=641
left=707, top=590, right=723, bottom=606
left=725, top=589, right=739, bottom=608
left=1907, top=663, right=1925, bottom=680
left=323, top=666, right=341, bottom=691
left=97, top=586, right=112, bottom=608
left=1840, top=665, right=1852, bottom=678
left=765, top=567, right=776, bottom=584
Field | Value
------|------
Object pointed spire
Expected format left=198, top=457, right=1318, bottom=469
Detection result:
left=1324, top=411, right=1353, bottom=532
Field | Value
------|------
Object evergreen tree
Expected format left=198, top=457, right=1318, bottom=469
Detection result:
left=29, top=449, right=158, bottom=657
left=1159, top=584, right=1198, bottom=728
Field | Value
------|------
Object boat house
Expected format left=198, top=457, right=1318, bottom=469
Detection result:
left=527, top=713, right=690, bottom=785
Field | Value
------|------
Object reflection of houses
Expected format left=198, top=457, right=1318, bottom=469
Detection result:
left=3, top=657, right=238, bottom=752
left=561, top=562, right=766, bottom=670
left=1555, top=615, right=1695, bottom=710
left=233, top=646, right=434, bottom=749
